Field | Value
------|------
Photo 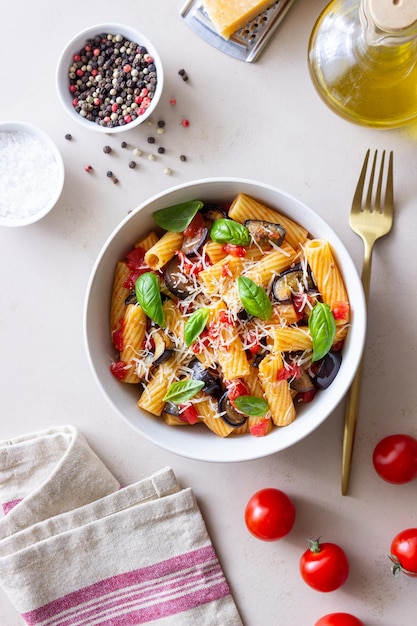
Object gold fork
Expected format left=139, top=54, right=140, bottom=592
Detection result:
left=342, top=149, right=394, bottom=495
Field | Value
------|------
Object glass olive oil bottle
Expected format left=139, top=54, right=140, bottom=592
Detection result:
left=308, top=0, right=417, bottom=128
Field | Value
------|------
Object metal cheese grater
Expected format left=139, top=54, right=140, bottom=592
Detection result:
left=180, top=0, right=296, bottom=62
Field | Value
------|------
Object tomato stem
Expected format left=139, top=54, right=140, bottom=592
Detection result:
left=308, top=537, right=322, bottom=554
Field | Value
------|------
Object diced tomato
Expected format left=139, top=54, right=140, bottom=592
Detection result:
left=293, top=292, right=311, bottom=317
left=297, top=389, right=316, bottom=403
left=223, top=244, right=247, bottom=258
left=332, top=301, right=350, bottom=321
left=126, top=246, right=145, bottom=269
left=178, top=404, right=199, bottom=424
left=250, top=419, right=270, bottom=437
left=218, top=309, right=234, bottom=327
left=277, top=363, right=301, bottom=382
left=226, top=379, right=250, bottom=402
left=221, top=262, right=232, bottom=277
left=183, top=212, right=205, bottom=237
left=110, top=361, right=128, bottom=380
left=191, top=330, right=210, bottom=353
left=112, top=329, right=124, bottom=352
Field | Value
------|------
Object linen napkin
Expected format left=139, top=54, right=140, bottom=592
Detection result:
left=0, top=425, right=243, bottom=625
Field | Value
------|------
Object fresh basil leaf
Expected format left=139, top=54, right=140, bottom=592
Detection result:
left=152, top=200, right=203, bottom=232
left=233, top=395, right=269, bottom=417
left=210, top=219, right=250, bottom=246
left=135, top=272, right=165, bottom=326
left=163, top=379, right=205, bottom=403
left=308, top=302, right=336, bottom=362
left=184, top=307, right=209, bottom=346
left=237, top=276, right=272, bottom=321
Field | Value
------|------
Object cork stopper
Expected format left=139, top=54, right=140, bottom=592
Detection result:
left=369, top=0, right=417, bottom=31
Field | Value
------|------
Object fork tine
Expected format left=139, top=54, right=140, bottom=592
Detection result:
left=374, top=150, right=385, bottom=212
left=351, top=149, right=370, bottom=211
left=365, top=150, right=378, bottom=211
left=385, top=151, right=394, bottom=215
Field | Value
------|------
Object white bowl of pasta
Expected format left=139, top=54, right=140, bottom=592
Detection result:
left=84, top=178, right=366, bottom=462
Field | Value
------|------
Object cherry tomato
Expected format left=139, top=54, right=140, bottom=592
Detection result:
left=390, top=528, right=417, bottom=577
left=244, top=488, right=295, bottom=541
left=300, top=538, right=349, bottom=592
left=373, top=434, right=417, bottom=484
left=315, top=613, right=363, bottom=626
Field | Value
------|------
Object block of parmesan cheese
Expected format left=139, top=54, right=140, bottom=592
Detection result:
left=203, top=0, right=277, bottom=40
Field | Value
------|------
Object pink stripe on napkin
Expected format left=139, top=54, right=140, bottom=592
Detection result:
left=2, top=499, right=22, bottom=515
left=22, top=546, right=231, bottom=626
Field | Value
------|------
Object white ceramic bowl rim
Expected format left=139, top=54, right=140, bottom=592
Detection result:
left=84, top=177, right=367, bottom=462
left=56, top=23, right=164, bottom=134
left=0, top=121, right=65, bottom=227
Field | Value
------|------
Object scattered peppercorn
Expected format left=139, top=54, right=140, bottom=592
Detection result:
left=157, top=147, right=165, bottom=154
left=85, top=165, right=93, bottom=172
left=133, top=148, right=142, bottom=156
left=156, top=128, right=165, bottom=135
left=169, top=98, right=177, bottom=105
left=164, top=167, right=172, bottom=175
left=181, top=119, right=190, bottom=127
left=129, top=161, right=137, bottom=168
left=179, top=154, right=187, bottom=162
left=157, top=120, right=165, bottom=128
left=65, top=133, right=72, bottom=140
left=106, top=170, right=113, bottom=178
left=121, top=141, right=127, bottom=148
left=103, top=145, right=112, bottom=154
left=147, top=137, right=155, bottom=144
left=113, top=177, right=119, bottom=185
left=178, top=69, right=189, bottom=81
left=148, top=154, right=156, bottom=161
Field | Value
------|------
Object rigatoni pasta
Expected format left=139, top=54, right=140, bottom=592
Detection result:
left=109, top=194, right=350, bottom=439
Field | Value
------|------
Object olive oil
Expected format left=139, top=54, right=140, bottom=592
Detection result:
left=308, top=0, right=417, bottom=129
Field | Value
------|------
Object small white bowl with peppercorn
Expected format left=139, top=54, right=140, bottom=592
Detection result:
left=56, top=24, right=164, bottom=133
left=84, top=178, right=366, bottom=463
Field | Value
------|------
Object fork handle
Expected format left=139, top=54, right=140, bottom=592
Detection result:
left=341, top=239, right=374, bottom=495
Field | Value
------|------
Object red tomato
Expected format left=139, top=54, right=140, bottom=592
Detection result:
left=110, top=360, right=128, bottom=381
left=300, top=538, right=349, bottom=592
left=244, top=488, right=295, bottom=541
left=315, top=613, right=363, bottom=626
left=373, top=434, right=417, bottom=484
left=183, top=212, right=205, bottom=237
left=222, top=243, right=247, bottom=258
left=390, top=528, right=417, bottom=577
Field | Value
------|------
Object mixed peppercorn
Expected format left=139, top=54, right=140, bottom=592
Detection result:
left=68, top=32, right=158, bottom=129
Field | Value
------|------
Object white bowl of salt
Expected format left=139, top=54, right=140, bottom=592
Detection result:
left=0, top=122, right=65, bottom=227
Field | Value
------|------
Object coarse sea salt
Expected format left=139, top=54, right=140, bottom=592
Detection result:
left=0, top=130, right=60, bottom=220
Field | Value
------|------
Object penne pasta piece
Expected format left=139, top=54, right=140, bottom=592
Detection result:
left=135, top=230, right=159, bottom=251
left=228, top=193, right=309, bottom=250
left=304, top=239, right=349, bottom=319
left=198, top=255, right=244, bottom=294
left=272, top=326, right=312, bottom=353
left=119, top=304, right=148, bottom=383
left=144, top=231, right=183, bottom=270
left=204, top=240, right=227, bottom=264
left=258, top=353, right=296, bottom=427
left=243, top=242, right=297, bottom=287
left=110, top=261, right=131, bottom=335
left=137, top=357, right=177, bottom=416
left=198, top=396, right=235, bottom=437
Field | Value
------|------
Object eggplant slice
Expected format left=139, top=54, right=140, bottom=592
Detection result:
left=272, top=263, right=317, bottom=303
left=164, top=256, right=197, bottom=299
left=201, top=204, right=228, bottom=222
left=189, top=359, right=221, bottom=396
left=218, top=392, right=248, bottom=428
left=181, top=227, right=208, bottom=256
left=313, top=350, right=342, bottom=390
left=244, top=219, right=286, bottom=246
